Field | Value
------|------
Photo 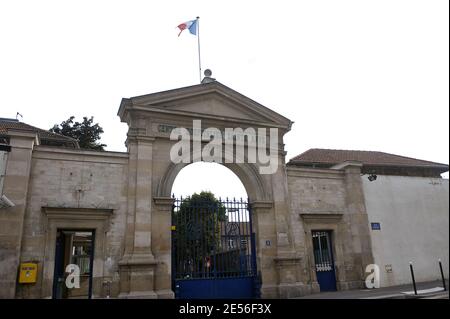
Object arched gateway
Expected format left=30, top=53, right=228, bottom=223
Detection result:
left=116, top=77, right=301, bottom=298
left=2, top=73, right=446, bottom=300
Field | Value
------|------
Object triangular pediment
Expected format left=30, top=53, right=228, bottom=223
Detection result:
left=151, top=93, right=276, bottom=124
left=118, top=81, right=292, bottom=129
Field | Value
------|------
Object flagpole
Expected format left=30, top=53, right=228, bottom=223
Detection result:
left=196, top=16, right=202, bottom=83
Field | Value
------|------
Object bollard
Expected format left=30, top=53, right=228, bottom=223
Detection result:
left=438, top=259, right=447, bottom=291
left=409, top=262, right=417, bottom=295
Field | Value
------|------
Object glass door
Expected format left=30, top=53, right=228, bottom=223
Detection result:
left=53, top=230, right=95, bottom=299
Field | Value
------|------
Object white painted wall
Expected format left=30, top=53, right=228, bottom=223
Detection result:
left=362, top=175, right=449, bottom=287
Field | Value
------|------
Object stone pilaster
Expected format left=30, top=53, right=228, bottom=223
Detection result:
left=250, top=200, right=277, bottom=298
left=0, top=131, right=36, bottom=298
left=334, top=161, right=374, bottom=286
left=118, top=135, right=158, bottom=298
left=270, top=160, right=295, bottom=256
left=270, top=156, right=305, bottom=298
left=152, top=196, right=175, bottom=299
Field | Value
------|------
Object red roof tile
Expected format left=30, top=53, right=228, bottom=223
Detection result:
left=0, top=118, right=79, bottom=148
left=289, top=148, right=448, bottom=171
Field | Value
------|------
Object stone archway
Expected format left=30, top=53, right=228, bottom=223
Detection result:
left=156, top=155, right=270, bottom=202
left=167, top=161, right=260, bottom=298
left=116, top=79, right=303, bottom=298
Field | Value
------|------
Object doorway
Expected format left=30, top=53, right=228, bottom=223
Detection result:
left=312, top=230, right=337, bottom=292
left=52, top=229, right=95, bottom=299
left=170, top=162, right=259, bottom=298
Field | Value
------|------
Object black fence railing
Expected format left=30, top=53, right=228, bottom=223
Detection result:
left=172, top=196, right=256, bottom=280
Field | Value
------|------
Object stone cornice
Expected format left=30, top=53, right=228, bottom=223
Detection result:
left=6, top=130, right=39, bottom=148
left=33, top=146, right=129, bottom=164
left=153, top=196, right=175, bottom=208
left=286, top=166, right=345, bottom=179
left=125, top=134, right=156, bottom=146
left=250, top=200, right=274, bottom=210
left=42, top=207, right=113, bottom=220
left=5, top=129, right=38, bottom=139
left=128, top=105, right=289, bottom=130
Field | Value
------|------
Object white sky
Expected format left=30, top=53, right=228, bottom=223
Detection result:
left=172, top=162, right=247, bottom=199
left=1, top=0, right=448, bottom=197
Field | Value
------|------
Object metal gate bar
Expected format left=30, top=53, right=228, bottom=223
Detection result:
left=172, top=195, right=258, bottom=298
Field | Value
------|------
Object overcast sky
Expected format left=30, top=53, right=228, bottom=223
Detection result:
left=1, top=0, right=448, bottom=197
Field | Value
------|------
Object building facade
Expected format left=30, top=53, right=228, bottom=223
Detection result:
left=0, top=79, right=448, bottom=298
left=288, top=149, right=449, bottom=289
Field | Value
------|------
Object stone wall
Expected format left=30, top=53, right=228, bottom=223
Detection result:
left=14, top=146, right=129, bottom=298
left=4, top=136, right=446, bottom=298
left=0, top=131, right=36, bottom=298
left=286, top=163, right=373, bottom=295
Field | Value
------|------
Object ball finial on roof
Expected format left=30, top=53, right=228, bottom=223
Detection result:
left=204, top=69, right=212, bottom=77
left=201, top=69, right=215, bottom=84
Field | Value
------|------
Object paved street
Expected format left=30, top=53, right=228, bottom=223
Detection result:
left=295, top=280, right=449, bottom=299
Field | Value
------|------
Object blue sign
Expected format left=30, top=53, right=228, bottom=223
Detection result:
left=371, top=222, right=381, bottom=230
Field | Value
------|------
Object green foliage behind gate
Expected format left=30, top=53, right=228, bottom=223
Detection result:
left=173, top=191, right=227, bottom=277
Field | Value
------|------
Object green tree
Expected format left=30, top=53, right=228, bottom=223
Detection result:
left=174, top=191, right=227, bottom=277
left=50, top=116, right=106, bottom=150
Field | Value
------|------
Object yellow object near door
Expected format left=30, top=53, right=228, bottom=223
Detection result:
left=19, top=263, right=38, bottom=284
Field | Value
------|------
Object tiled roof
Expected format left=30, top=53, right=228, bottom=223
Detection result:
left=0, top=118, right=79, bottom=148
left=289, top=148, right=448, bottom=171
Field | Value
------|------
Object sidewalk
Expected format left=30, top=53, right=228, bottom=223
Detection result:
left=295, top=280, right=449, bottom=299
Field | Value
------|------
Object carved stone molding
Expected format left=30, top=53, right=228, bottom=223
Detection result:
left=42, top=207, right=113, bottom=220
left=300, top=213, right=343, bottom=223
left=274, top=256, right=302, bottom=267
left=250, top=200, right=274, bottom=210
left=153, top=196, right=175, bottom=210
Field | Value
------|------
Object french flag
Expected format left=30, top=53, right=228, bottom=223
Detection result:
left=177, top=19, right=197, bottom=37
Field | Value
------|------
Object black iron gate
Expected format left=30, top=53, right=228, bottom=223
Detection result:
left=171, top=195, right=259, bottom=299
